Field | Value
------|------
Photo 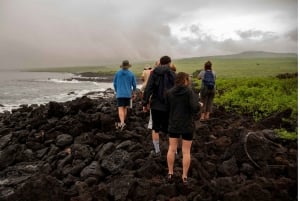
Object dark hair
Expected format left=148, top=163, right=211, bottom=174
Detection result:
left=175, top=72, right=189, bottom=86
left=204, top=61, right=212, bottom=70
left=160, top=56, right=171, bottom=65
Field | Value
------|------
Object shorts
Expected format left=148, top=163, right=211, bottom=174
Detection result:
left=117, top=98, right=131, bottom=107
left=151, top=109, right=168, bottom=133
left=169, top=132, right=193, bottom=141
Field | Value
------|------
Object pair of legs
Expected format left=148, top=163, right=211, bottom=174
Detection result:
left=118, top=106, right=128, bottom=124
left=151, top=109, right=169, bottom=154
left=117, top=98, right=130, bottom=125
left=200, top=91, right=215, bottom=120
left=167, top=136, right=193, bottom=181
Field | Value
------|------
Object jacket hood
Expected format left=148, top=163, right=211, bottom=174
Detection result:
left=153, top=65, right=170, bottom=75
left=121, top=69, right=129, bottom=75
left=171, top=85, right=190, bottom=96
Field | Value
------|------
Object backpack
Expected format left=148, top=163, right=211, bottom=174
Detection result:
left=202, top=70, right=215, bottom=90
left=156, top=70, right=175, bottom=102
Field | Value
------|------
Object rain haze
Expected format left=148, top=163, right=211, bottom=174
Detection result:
left=0, top=0, right=297, bottom=70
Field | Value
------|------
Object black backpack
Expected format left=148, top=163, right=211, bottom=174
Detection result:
left=156, top=71, right=175, bottom=102
left=202, top=70, right=215, bottom=90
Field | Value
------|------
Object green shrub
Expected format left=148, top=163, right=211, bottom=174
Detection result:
left=194, top=76, right=298, bottom=122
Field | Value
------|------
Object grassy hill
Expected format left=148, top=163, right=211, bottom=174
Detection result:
left=28, top=51, right=298, bottom=78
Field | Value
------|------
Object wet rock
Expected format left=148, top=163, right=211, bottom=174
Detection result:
left=0, top=89, right=296, bottom=201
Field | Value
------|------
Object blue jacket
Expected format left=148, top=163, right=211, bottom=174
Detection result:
left=113, top=69, right=137, bottom=98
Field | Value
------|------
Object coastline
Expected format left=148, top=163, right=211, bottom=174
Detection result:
left=69, top=72, right=143, bottom=84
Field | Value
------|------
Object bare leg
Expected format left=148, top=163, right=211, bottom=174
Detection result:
left=118, top=106, right=127, bottom=124
left=152, top=131, right=160, bottom=153
left=205, top=112, right=210, bottom=120
left=182, top=139, right=192, bottom=180
left=167, top=138, right=178, bottom=175
left=200, top=113, right=205, bottom=120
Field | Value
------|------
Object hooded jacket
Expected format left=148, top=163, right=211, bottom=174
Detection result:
left=142, top=65, right=176, bottom=111
left=113, top=69, right=137, bottom=98
left=166, top=85, right=200, bottom=134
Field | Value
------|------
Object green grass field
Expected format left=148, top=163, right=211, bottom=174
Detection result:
left=29, top=54, right=297, bottom=78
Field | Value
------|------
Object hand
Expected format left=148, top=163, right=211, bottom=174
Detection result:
left=132, top=93, right=136, bottom=100
left=143, top=106, right=148, bottom=112
left=199, top=102, right=203, bottom=107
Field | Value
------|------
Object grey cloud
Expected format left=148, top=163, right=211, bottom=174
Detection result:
left=236, top=30, right=275, bottom=40
left=0, top=0, right=297, bottom=69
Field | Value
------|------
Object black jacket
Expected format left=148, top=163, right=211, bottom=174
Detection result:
left=166, top=85, right=200, bottom=134
left=142, top=65, right=176, bottom=111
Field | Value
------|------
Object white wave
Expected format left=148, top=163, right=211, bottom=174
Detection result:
left=43, top=78, right=82, bottom=84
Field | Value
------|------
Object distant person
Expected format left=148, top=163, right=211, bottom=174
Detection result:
left=142, top=56, right=176, bottom=157
left=197, top=60, right=216, bottom=121
left=140, top=64, right=152, bottom=98
left=165, top=72, right=202, bottom=185
left=113, top=60, right=137, bottom=130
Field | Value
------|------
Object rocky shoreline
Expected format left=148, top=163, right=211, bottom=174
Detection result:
left=67, top=72, right=143, bottom=84
left=0, top=89, right=297, bottom=201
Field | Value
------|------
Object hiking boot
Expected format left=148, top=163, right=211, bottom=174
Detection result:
left=149, top=150, right=161, bottom=158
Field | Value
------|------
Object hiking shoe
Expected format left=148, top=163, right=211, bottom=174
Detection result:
left=167, top=174, right=173, bottom=183
left=115, top=122, right=120, bottom=129
left=149, top=150, right=161, bottom=158
left=120, top=123, right=126, bottom=131
left=115, top=122, right=126, bottom=131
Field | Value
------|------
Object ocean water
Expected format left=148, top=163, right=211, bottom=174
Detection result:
left=0, top=71, right=114, bottom=113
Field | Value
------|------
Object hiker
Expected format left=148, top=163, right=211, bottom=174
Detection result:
left=113, top=60, right=137, bottom=130
left=165, top=72, right=202, bottom=185
left=142, top=56, right=176, bottom=157
left=140, top=64, right=152, bottom=98
left=197, top=61, right=216, bottom=121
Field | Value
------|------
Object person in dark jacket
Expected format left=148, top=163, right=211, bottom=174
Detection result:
left=142, top=56, right=176, bottom=157
left=165, top=72, right=202, bottom=184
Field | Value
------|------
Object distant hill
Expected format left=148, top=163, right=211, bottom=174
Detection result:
left=208, top=51, right=297, bottom=59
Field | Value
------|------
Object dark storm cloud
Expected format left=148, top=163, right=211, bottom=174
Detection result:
left=0, top=0, right=297, bottom=69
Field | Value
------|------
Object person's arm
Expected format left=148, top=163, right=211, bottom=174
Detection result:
left=141, top=71, right=145, bottom=82
left=189, top=89, right=201, bottom=113
left=113, top=73, right=117, bottom=92
left=197, top=70, right=203, bottom=80
left=131, top=74, right=137, bottom=99
left=142, top=73, right=155, bottom=107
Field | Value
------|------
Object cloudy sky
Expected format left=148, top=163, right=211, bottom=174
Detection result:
left=0, top=0, right=297, bottom=69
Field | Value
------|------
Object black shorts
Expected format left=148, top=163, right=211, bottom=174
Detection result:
left=117, top=98, right=130, bottom=107
left=169, top=132, right=193, bottom=141
left=151, top=109, right=169, bottom=133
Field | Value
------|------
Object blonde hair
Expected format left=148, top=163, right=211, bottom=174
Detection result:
left=170, top=63, right=176, bottom=72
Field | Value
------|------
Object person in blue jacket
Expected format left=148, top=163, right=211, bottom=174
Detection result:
left=113, top=60, right=137, bottom=130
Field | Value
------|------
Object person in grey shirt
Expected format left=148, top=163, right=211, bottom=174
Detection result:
left=197, top=60, right=216, bottom=121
